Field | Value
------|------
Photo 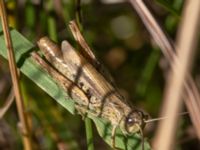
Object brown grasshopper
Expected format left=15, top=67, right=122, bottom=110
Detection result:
left=33, top=21, right=149, bottom=150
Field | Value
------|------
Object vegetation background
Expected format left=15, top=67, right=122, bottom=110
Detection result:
left=0, top=0, right=199, bottom=150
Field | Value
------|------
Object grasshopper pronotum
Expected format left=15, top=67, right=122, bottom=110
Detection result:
left=34, top=21, right=149, bottom=150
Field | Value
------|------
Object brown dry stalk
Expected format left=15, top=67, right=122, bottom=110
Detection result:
left=129, top=0, right=200, bottom=139
left=153, top=1, right=200, bottom=149
left=0, top=88, right=15, bottom=118
left=0, top=1, right=32, bottom=150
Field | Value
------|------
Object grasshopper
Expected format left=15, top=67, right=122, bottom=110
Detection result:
left=34, top=21, right=149, bottom=150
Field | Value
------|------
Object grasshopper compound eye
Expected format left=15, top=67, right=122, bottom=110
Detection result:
left=125, top=110, right=148, bottom=134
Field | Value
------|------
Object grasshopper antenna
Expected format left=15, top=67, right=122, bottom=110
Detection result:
left=144, top=112, right=188, bottom=123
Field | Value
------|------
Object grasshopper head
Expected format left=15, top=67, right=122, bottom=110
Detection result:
left=124, top=110, right=148, bottom=134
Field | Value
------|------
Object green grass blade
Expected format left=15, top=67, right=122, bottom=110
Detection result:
left=85, top=118, right=94, bottom=150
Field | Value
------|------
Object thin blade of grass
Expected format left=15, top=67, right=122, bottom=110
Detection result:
left=0, top=88, right=14, bottom=118
left=153, top=1, right=200, bottom=149
left=85, top=118, right=94, bottom=150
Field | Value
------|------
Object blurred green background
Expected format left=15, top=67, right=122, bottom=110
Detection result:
left=0, top=0, right=199, bottom=150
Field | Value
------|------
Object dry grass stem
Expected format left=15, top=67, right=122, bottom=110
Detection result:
left=153, top=1, right=200, bottom=150
left=129, top=0, right=200, bottom=140
left=0, top=88, right=14, bottom=118
left=0, top=1, right=32, bottom=150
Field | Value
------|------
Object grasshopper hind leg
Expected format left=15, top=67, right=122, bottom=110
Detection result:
left=74, top=104, right=89, bottom=120
left=74, top=103, right=98, bottom=119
